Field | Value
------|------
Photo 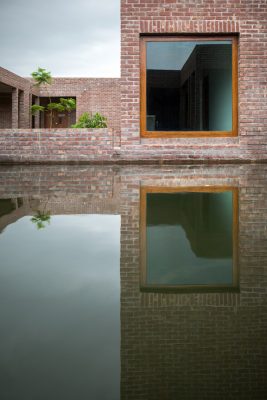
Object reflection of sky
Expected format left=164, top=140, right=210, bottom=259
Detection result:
left=0, top=215, right=120, bottom=400
left=147, top=225, right=232, bottom=285
left=147, top=41, right=231, bottom=70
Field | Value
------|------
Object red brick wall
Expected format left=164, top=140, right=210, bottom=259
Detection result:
left=0, top=129, right=114, bottom=163
left=38, top=78, right=121, bottom=144
left=0, top=67, right=34, bottom=129
left=120, top=0, right=267, bottom=160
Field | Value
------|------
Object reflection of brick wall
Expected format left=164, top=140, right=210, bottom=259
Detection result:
left=0, top=164, right=266, bottom=399
left=118, top=164, right=267, bottom=400
left=121, top=0, right=267, bottom=160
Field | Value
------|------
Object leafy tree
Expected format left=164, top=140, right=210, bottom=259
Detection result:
left=59, top=98, right=76, bottom=113
left=72, top=112, right=107, bottom=128
left=30, top=104, right=45, bottom=115
left=31, top=68, right=76, bottom=128
left=31, top=67, right=52, bottom=86
left=47, top=102, right=65, bottom=127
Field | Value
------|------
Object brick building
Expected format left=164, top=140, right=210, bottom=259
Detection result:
left=0, top=0, right=267, bottom=162
left=0, top=67, right=120, bottom=133
left=0, top=67, right=33, bottom=129
left=120, top=0, right=267, bottom=161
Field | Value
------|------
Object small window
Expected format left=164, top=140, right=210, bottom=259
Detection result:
left=140, top=36, right=238, bottom=137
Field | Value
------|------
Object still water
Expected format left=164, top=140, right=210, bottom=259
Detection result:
left=0, top=164, right=266, bottom=400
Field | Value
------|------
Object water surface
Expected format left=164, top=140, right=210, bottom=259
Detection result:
left=0, top=164, right=266, bottom=400
left=0, top=213, right=120, bottom=400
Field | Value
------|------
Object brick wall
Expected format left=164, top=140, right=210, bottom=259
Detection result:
left=120, top=0, right=267, bottom=161
left=38, top=78, right=121, bottom=144
left=0, top=67, right=34, bottom=129
left=0, top=163, right=266, bottom=398
left=0, top=129, right=114, bottom=163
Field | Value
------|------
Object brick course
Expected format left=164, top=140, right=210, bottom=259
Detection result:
left=0, top=129, right=114, bottom=163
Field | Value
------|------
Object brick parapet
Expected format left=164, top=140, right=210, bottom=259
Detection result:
left=2, top=128, right=267, bottom=162
left=0, top=129, right=114, bottom=163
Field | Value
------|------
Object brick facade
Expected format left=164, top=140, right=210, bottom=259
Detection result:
left=0, top=68, right=121, bottom=139
left=0, top=163, right=266, bottom=398
left=0, top=67, right=33, bottom=129
left=38, top=78, right=121, bottom=145
left=120, top=0, right=267, bottom=161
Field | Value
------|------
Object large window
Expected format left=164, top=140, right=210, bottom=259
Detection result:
left=140, top=36, right=238, bottom=137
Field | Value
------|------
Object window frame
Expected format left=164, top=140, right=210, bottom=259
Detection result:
left=140, top=186, right=239, bottom=293
left=140, top=35, right=238, bottom=138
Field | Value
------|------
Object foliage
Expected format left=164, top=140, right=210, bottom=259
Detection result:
left=31, top=211, right=51, bottom=230
left=47, top=102, right=65, bottom=113
left=59, top=98, right=76, bottom=113
left=30, top=104, right=45, bottom=115
left=31, top=68, right=76, bottom=128
left=31, top=67, right=52, bottom=86
left=72, top=112, right=107, bottom=128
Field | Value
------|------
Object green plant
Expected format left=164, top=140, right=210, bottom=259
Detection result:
left=31, top=68, right=76, bottom=128
left=31, top=67, right=52, bottom=86
left=59, top=98, right=76, bottom=113
left=72, top=112, right=107, bottom=128
left=30, top=104, right=45, bottom=115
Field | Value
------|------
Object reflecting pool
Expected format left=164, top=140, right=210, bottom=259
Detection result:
left=0, top=164, right=266, bottom=400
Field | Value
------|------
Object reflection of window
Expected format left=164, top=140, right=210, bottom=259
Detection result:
left=140, top=187, right=239, bottom=292
left=140, top=36, right=238, bottom=137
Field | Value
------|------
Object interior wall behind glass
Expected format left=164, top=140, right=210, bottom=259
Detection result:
left=146, top=41, right=232, bottom=132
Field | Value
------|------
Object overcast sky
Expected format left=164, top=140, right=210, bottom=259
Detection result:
left=0, top=0, right=120, bottom=77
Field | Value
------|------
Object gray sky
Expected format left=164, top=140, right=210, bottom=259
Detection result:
left=0, top=0, right=120, bottom=77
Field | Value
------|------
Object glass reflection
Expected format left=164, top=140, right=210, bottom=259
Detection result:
left=142, top=189, right=238, bottom=290
left=146, top=41, right=232, bottom=131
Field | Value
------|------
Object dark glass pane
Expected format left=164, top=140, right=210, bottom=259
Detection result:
left=146, top=191, right=233, bottom=286
left=146, top=41, right=232, bottom=131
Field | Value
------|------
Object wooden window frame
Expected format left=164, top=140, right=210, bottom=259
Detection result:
left=140, top=35, right=238, bottom=138
left=140, top=186, right=239, bottom=293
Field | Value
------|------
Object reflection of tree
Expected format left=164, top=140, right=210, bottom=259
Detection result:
left=31, top=211, right=51, bottom=230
